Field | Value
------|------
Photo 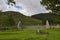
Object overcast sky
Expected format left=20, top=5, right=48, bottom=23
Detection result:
left=0, top=0, right=50, bottom=16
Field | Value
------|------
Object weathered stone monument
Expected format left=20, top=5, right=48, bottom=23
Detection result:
left=45, top=20, right=50, bottom=29
left=56, top=24, right=60, bottom=28
left=36, top=24, right=49, bottom=34
left=37, top=24, right=40, bottom=33
left=17, top=21, right=22, bottom=30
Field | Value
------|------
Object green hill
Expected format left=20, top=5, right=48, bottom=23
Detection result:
left=0, top=11, right=42, bottom=27
left=32, top=13, right=60, bottom=25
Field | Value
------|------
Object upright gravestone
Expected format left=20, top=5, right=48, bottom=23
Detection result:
left=56, top=24, right=60, bottom=28
left=46, top=20, right=50, bottom=29
left=17, top=21, right=22, bottom=30
left=36, top=24, right=40, bottom=34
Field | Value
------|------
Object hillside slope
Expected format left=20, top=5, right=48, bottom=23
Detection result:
left=0, top=11, right=42, bottom=27
left=32, top=13, right=60, bottom=25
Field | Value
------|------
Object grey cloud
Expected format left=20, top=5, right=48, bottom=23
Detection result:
left=15, top=0, right=49, bottom=16
left=0, top=0, right=49, bottom=16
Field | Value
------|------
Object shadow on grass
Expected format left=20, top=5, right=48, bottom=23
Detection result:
left=0, top=33, right=19, bottom=35
left=24, top=37, right=41, bottom=40
left=0, top=38, right=21, bottom=40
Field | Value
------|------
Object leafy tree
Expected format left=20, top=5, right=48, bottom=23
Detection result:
left=40, top=0, right=60, bottom=14
left=8, top=0, right=15, bottom=5
left=0, top=14, right=15, bottom=27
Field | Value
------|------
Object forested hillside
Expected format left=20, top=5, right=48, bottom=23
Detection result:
left=0, top=11, right=42, bottom=27
left=32, top=13, right=60, bottom=25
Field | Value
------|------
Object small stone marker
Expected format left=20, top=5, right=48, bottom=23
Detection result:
left=36, top=24, right=40, bottom=34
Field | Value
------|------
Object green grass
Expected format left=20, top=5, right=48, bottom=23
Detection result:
left=0, top=29, right=60, bottom=40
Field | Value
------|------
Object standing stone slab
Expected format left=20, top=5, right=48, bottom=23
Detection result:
left=56, top=24, right=60, bottom=28
left=45, top=20, right=50, bottom=29
left=17, top=21, right=22, bottom=30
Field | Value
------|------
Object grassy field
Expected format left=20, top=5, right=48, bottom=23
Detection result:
left=0, top=29, right=60, bottom=40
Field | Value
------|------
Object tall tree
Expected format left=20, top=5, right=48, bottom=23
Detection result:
left=40, top=0, right=60, bottom=14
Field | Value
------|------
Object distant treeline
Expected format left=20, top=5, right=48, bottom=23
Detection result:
left=32, top=13, right=60, bottom=25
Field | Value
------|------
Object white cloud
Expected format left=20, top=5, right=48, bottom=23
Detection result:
left=0, top=0, right=50, bottom=16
